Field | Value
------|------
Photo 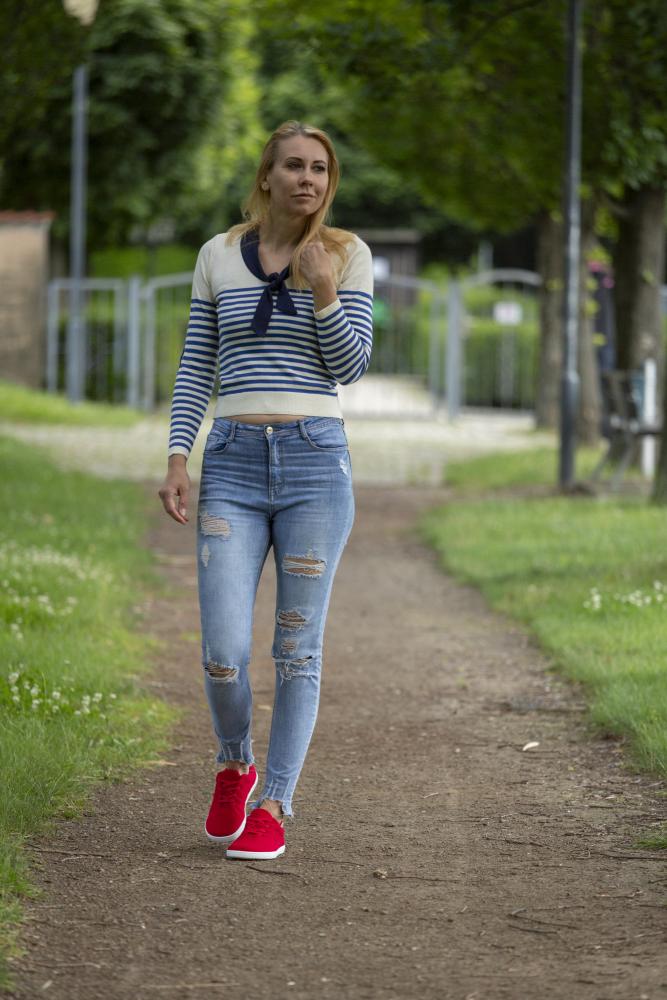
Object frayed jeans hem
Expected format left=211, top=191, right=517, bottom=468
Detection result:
left=215, top=741, right=254, bottom=766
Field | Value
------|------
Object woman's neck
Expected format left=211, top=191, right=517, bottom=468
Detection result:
left=258, top=212, right=306, bottom=251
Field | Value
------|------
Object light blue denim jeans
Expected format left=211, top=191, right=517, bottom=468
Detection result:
left=196, top=416, right=355, bottom=818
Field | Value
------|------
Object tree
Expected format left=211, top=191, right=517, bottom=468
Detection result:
left=1, top=0, right=232, bottom=246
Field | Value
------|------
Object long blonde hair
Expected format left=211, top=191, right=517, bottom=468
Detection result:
left=226, top=120, right=356, bottom=289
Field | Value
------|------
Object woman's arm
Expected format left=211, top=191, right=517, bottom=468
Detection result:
left=311, top=237, right=374, bottom=385
left=168, top=243, right=219, bottom=457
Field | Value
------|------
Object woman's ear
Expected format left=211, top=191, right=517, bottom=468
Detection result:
left=261, top=180, right=269, bottom=191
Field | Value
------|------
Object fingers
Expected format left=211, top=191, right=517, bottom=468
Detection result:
left=158, top=484, right=189, bottom=525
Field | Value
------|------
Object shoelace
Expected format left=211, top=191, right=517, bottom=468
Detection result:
left=244, top=811, right=281, bottom=837
left=213, top=773, right=247, bottom=805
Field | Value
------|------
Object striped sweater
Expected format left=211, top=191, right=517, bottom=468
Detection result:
left=168, top=231, right=374, bottom=457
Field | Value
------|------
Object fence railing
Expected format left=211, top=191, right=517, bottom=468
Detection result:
left=52, top=268, right=644, bottom=419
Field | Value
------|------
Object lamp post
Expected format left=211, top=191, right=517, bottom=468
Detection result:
left=559, top=0, right=583, bottom=489
left=63, top=0, right=99, bottom=403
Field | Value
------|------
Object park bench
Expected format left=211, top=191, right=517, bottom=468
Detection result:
left=590, top=369, right=662, bottom=491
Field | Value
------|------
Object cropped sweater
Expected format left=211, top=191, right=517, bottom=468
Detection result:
left=168, top=231, right=374, bottom=457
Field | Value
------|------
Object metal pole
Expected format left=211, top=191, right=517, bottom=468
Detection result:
left=446, top=280, right=463, bottom=421
left=126, top=276, right=142, bottom=409
left=559, top=0, right=583, bottom=489
left=66, top=63, right=88, bottom=403
left=46, top=281, right=61, bottom=392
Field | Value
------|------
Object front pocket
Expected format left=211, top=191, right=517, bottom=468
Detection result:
left=302, top=420, right=348, bottom=451
left=204, top=427, right=232, bottom=455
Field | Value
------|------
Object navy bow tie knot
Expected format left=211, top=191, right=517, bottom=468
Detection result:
left=241, top=231, right=298, bottom=336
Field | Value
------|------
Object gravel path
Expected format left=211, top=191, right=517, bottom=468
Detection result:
left=0, top=409, right=553, bottom=485
left=6, top=484, right=666, bottom=1000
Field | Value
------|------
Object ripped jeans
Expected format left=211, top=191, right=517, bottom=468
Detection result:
left=196, top=416, right=355, bottom=817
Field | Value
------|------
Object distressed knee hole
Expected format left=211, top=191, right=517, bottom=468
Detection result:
left=205, top=662, right=238, bottom=682
left=280, top=637, right=299, bottom=654
left=282, top=553, right=326, bottom=578
left=276, top=608, right=308, bottom=630
left=199, top=510, right=231, bottom=538
left=277, top=656, right=313, bottom=680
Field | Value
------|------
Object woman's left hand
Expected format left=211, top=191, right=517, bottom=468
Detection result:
left=300, top=240, right=335, bottom=289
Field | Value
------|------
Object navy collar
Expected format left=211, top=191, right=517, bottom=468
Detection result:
left=240, top=229, right=298, bottom=336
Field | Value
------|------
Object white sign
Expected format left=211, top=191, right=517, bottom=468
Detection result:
left=373, top=256, right=391, bottom=281
left=493, top=301, right=523, bottom=326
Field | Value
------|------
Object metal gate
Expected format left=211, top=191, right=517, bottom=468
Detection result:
left=45, top=268, right=542, bottom=418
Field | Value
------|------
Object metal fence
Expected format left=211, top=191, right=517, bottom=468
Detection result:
left=45, top=268, right=554, bottom=418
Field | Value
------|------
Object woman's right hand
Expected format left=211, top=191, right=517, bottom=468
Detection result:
left=159, top=456, right=190, bottom=525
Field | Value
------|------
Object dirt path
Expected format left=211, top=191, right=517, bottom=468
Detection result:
left=7, top=486, right=666, bottom=1000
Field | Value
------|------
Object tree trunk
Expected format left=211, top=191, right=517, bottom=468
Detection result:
left=535, top=210, right=563, bottom=428
left=613, top=185, right=666, bottom=375
left=611, top=185, right=666, bottom=497
left=576, top=201, right=602, bottom=446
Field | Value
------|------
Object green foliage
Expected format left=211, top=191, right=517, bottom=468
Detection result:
left=0, top=1, right=87, bottom=154
left=1, top=0, right=232, bottom=245
left=90, top=243, right=196, bottom=278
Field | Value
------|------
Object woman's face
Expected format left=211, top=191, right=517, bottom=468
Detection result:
left=264, top=135, right=330, bottom=219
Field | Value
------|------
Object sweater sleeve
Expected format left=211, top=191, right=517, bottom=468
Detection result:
left=167, top=242, right=219, bottom=458
left=313, top=236, right=373, bottom=385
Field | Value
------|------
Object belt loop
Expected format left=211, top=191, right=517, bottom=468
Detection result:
left=297, top=418, right=308, bottom=440
left=229, top=420, right=237, bottom=441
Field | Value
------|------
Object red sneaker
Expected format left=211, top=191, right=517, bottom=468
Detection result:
left=204, top=765, right=258, bottom=844
left=226, top=806, right=286, bottom=860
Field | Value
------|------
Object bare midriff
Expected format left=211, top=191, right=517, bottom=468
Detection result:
left=226, top=413, right=307, bottom=425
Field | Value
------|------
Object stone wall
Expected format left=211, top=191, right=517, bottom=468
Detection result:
left=0, top=212, right=54, bottom=388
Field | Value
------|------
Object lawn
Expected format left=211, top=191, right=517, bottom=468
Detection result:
left=0, top=379, right=143, bottom=427
left=0, top=435, right=176, bottom=987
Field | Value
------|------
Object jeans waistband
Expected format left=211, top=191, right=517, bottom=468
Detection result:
left=212, top=416, right=344, bottom=440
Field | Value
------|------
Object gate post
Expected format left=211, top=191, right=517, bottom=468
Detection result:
left=46, top=281, right=61, bottom=393
left=446, top=280, right=463, bottom=421
left=142, top=282, right=156, bottom=411
left=126, top=276, right=141, bottom=409
left=428, top=289, right=441, bottom=412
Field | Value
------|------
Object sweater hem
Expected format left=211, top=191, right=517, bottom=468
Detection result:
left=214, top=390, right=343, bottom=419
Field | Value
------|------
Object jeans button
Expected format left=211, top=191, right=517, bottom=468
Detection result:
left=265, top=425, right=273, bottom=434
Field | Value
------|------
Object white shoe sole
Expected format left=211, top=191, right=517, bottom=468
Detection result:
left=204, top=772, right=258, bottom=844
left=226, top=844, right=286, bottom=860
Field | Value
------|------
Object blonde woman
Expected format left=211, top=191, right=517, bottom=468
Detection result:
left=159, top=121, right=373, bottom=859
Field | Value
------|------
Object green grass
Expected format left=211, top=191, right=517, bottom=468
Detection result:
left=422, top=447, right=666, bottom=848
left=0, top=380, right=143, bottom=427
left=444, top=445, right=613, bottom=492
left=0, top=436, right=177, bottom=986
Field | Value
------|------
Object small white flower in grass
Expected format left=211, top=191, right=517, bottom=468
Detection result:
left=74, top=710, right=81, bottom=716
left=109, top=693, right=117, bottom=700
left=583, top=587, right=602, bottom=611
left=11, top=695, right=20, bottom=704
left=92, top=692, right=103, bottom=703
left=30, top=685, right=39, bottom=697
left=8, top=672, right=19, bottom=684
left=23, top=680, right=30, bottom=690
left=52, top=690, right=61, bottom=700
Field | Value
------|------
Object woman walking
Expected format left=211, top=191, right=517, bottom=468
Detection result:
left=159, top=121, right=373, bottom=860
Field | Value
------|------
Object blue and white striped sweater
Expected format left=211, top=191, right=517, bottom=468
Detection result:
left=168, top=232, right=373, bottom=457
